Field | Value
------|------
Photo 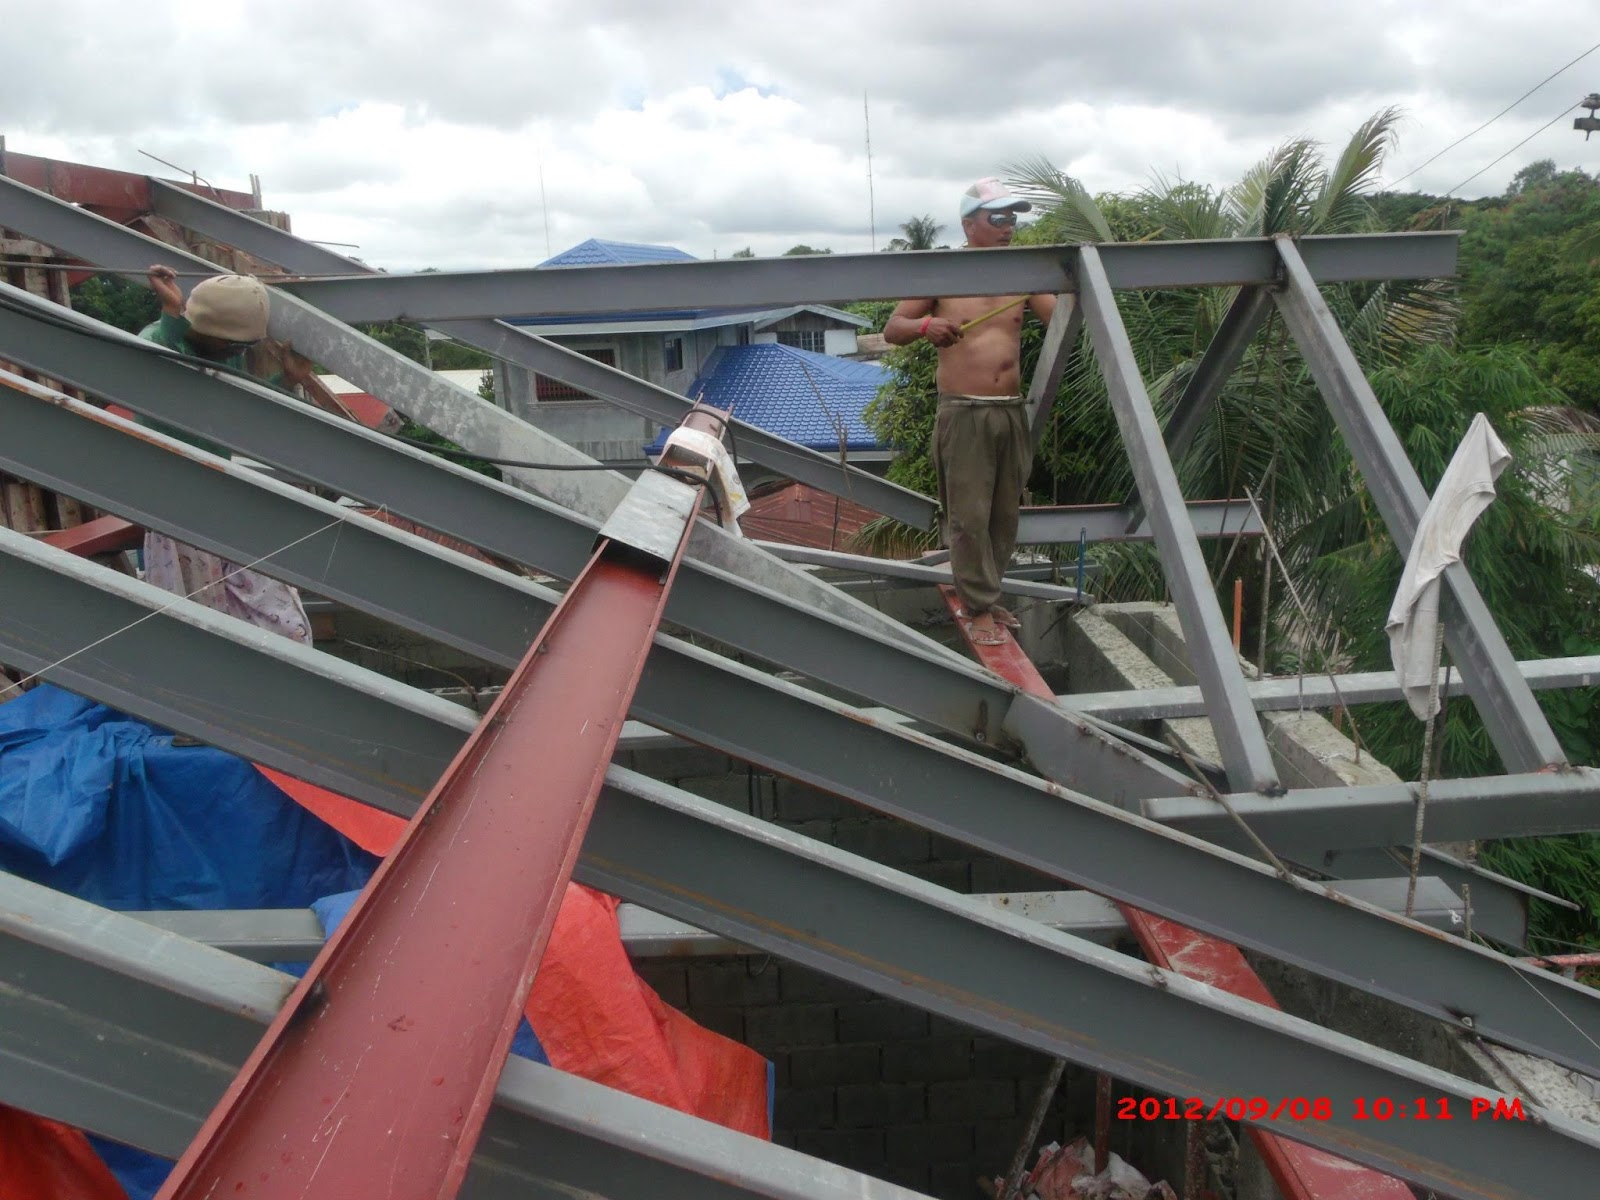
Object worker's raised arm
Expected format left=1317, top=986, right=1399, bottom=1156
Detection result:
left=884, top=298, right=963, bottom=348
left=1028, top=293, right=1058, bottom=325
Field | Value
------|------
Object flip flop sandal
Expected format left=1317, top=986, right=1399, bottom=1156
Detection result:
left=990, top=605, right=1023, bottom=629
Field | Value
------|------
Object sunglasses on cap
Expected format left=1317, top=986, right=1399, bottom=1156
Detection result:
left=984, top=210, right=1019, bottom=227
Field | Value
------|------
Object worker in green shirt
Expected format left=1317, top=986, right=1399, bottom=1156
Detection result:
left=137, top=265, right=315, bottom=645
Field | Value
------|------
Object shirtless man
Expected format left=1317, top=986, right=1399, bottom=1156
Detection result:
left=883, top=178, right=1057, bottom=646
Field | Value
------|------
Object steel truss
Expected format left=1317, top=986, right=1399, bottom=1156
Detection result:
left=0, top=298, right=1194, bottom=807
left=0, top=160, right=1594, bottom=1198
left=3, top=741, right=1598, bottom=1200
left=2, top=523, right=1598, bottom=1085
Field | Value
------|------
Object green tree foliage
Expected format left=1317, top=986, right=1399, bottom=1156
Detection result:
left=356, top=321, right=493, bottom=371
left=730, top=247, right=756, bottom=258
left=782, top=244, right=832, bottom=256
left=1456, top=162, right=1600, bottom=412
left=69, top=272, right=159, bottom=332
left=886, top=215, right=943, bottom=251
left=863, top=115, right=1600, bottom=944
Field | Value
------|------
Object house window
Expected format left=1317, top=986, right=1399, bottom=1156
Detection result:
left=536, top=347, right=616, bottom=401
left=664, top=336, right=685, bottom=373
left=777, top=330, right=826, bottom=353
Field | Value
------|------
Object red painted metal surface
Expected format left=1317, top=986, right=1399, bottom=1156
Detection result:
left=940, top=586, right=1412, bottom=1200
left=157, top=494, right=701, bottom=1200
left=3, top=151, right=255, bottom=214
left=41, top=515, right=141, bottom=558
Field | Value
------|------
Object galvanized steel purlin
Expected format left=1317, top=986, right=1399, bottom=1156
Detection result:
left=7, top=528, right=1600, bottom=1085
left=271, top=233, right=1462, bottom=323
left=1076, top=245, right=1280, bottom=794
left=148, top=178, right=939, bottom=530
left=1270, top=238, right=1567, bottom=772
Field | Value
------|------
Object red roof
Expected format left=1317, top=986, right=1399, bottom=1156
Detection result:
left=739, top=481, right=883, bottom=551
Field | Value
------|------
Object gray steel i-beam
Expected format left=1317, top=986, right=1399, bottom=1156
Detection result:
left=5, top=527, right=1600, bottom=1084
left=1063, top=653, right=1600, bottom=722
left=1270, top=237, right=1567, bottom=772
left=0, top=310, right=1191, bottom=806
left=146, top=178, right=938, bottom=531
left=2, top=770, right=1596, bottom=1200
left=1122, top=286, right=1273, bottom=532
left=1023, top=293, right=1080, bottom=444
left=1015, top=498, right=1262, bottom=545
left=269, top=233, right=1463, bottom=323
left=1076, top=245, right=1279, bottom=794
left=0, top=175, right=950, bottom=667
left=1145, top=770, right=1600, bottom=857
left=0, top=874, right=935, bottom=1200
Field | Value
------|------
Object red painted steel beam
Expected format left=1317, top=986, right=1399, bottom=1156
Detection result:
left=41, top=515, right=141, bottom=558
left=156, top=475, right=706, bottom=1200
left=939, top=585, right=1412, bottom=1200
left=1, top=151, right=255, bottom=213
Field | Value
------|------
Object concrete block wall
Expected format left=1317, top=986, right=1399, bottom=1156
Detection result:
left=618, top=739, right=1103, bottom=1198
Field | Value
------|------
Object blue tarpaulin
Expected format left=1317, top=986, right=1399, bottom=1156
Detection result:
left=0, top=685, right=548, bottom=1200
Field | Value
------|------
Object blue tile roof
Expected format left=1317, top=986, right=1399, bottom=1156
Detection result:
left=646, top=344, right=889, bottom=455
left=539, top=238, right=698, bottom=267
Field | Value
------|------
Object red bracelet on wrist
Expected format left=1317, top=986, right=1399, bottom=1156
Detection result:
left=918, top=316, right=933, bottom=338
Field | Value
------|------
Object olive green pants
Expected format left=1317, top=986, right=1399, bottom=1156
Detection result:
left=932, top=396, right=1031, bottom=615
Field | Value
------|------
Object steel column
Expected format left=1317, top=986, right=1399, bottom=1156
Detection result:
left=157, top=460, right=703, bottom=1200
left=6, top=530, right=1600, bottom=1080
left=1077, top=245, right=1279, bottom=793
left=271, top=234, right=1462, bottom=323
left=147, top=178, right=936, bottom=529
left=0, top=357, right=1189, bottom=804
left=1271, top=237, right=1566, bottom=771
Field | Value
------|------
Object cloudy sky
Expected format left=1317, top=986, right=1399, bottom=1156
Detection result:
left=6, top=0, right=1598, bottom=271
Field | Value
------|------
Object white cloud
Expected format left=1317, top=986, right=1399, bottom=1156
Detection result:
left=3, top=0, right=1596, bottom=269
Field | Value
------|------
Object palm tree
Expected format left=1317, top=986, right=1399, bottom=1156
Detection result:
left=891, top=215, right=943, bottom=251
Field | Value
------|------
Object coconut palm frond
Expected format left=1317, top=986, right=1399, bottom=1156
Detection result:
left=1227, top=138, right=1320, bottom=235
left=1519, top=405, right=1600, bottom=435
left=1142, top=174, right=1232, bottom=241
left=1005, top=155, right=1114, bottom=244
left=1309, top=107, right=1401, bottom=234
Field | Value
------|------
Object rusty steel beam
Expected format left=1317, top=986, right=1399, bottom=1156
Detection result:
left=157, top=455, right=710, bottom=1200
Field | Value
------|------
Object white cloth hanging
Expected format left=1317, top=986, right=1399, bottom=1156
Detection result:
left=1385, top=412, right=1511, bottom=720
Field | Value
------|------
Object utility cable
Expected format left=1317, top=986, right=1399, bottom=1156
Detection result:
left=1444, top=102, right=1584, bottom=197
left=1386, top=40, right=1600, bottom=190
left=0, top=511, right=357, bottom=701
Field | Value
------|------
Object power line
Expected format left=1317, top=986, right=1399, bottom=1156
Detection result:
left=1444, top=101, right=1581, bottom=196
left=1385, top=39, right=1600, bottom=189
